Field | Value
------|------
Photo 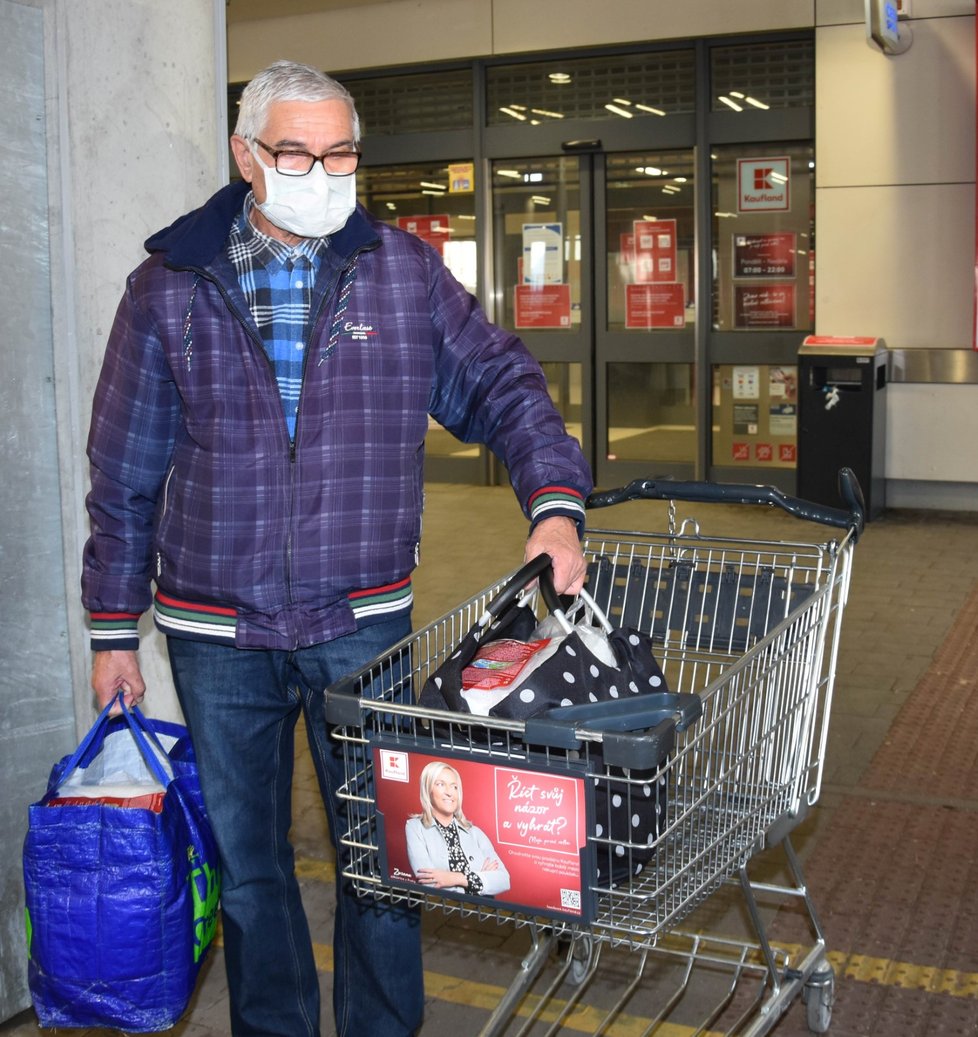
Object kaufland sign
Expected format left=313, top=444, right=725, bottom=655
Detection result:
left=737, top=157, right=791, bottom=213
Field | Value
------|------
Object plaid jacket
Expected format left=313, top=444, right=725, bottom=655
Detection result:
left=82, top=181, right=591, bottom=651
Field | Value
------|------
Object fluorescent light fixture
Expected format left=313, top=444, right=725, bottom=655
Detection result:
left=714, top=211, right=738, bottom=218
left=637, top=166, right=663, bottom=176
left=729, top=91, right=745, bottom=99
left=673, top=176, right=688, bottom=183
left=421, top=189, right=445, bottom=197
left=419, top=181, right=446, bottom=191
left=718, top=96, right=743, bottom=112
left=531, top=195, right=551, bottom=205
left=549, top=72, right=572, bottom=84
left=612, top=97, right=632, bottom=106
left=530, top=108, right=564, bottom=118
left=523, top=171, right=543, bottom=183
left=496, top=169, right=521, bottom=178
left=634, top=103, right=666, bottom=116
left=385, top=202, right=396, bottom=210
left=769, top=171, right=788, bottom=184
left=604, top=103, right=634, bottom=119
left=744, top=96, right=770, bottom=109
left=499, top=107, right=527, bottom=121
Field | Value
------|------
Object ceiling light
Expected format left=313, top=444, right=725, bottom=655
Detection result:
left=604, top=103, right=634, bottom=119
left=729, top=91, right=745, bottom=99
left=549, top=72, right=572, bottom=84
left=744, top=96, right=770, bottom=110
left=419, top=181, right=446, bottom=191
left=531, top=195, right=551, bottom=205
left=634, top=103, right=666, bottom=116
left=530, top=108, right=564, bottom=119
left=718, top=96, right=743, bottom=112
left=673, top=176, right=688, bottom=183
left=612, top=97, right=632, bottom=106
left=499, top=107, right=527, bottom=121
left=496, top=169, right=521, bottom=178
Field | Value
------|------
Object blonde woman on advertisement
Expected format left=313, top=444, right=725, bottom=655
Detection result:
left=406, top=762, right=510, bottom=896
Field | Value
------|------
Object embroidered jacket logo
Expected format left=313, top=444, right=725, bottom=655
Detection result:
left=343, top=321, right=378, bottom=342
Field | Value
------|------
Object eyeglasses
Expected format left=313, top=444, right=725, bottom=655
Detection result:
left=253, top=138, right=361, bottom=177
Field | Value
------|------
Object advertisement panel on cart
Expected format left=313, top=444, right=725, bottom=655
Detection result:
left=371, top=744, right=594, bottom=922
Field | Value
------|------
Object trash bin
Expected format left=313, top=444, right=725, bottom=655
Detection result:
left=797, top=336, right=887, bottom=520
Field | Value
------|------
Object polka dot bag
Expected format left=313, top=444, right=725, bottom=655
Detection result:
left=418, top=556, right=672, bottom=882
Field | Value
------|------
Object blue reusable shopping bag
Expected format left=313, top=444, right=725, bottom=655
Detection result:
left=22, top=696, right=221, bottom=1032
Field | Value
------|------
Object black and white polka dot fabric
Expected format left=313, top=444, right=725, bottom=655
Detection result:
left=479, top=625, right=668, bottom=722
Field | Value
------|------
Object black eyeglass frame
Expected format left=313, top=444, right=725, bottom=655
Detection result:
left=253, top=138, right=362, bottom=177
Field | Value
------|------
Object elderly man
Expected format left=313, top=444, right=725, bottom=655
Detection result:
left=83, top=60, right=591, bottom=1036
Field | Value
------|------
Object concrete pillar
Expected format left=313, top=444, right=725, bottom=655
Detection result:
left=0, top=0, right=225, bottom=1020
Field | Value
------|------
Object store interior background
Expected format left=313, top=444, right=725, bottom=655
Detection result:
left=0, top=0, right=974, bottom=1023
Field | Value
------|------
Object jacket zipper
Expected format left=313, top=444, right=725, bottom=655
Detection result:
left=184, top=245, right=373, bottom=644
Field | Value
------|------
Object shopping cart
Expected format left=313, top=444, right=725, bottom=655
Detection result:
left=325, top=469, right=864, bottom=1036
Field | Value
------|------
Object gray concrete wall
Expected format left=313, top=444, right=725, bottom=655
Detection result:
left=0, top=0, right=226, bottom=1020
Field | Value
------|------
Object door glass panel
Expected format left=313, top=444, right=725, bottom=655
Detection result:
left=359, top=161, right=481, bottom=462
left=606, top=151, right=695, bottom=332
left=359, top=161, right=478, bottom=293
left=541, top=361, right=584, bottom=450
left=711, top=143, right=815, bottom=331
left=491, top=156, right=581, bottom=332
left=711, top=364, right=798, bottom=469
left=606, top=362, right=695, bottom=464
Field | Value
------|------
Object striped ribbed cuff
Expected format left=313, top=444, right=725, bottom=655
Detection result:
left=527, top=486, right=586, bottom=535
left=90, top=611, right=141, bottom=652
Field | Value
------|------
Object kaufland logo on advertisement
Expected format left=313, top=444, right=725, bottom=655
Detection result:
left=737, top=157, right=790, bottom=213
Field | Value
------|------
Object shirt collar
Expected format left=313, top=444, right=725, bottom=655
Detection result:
left=237, top=191, right=328, bottom=265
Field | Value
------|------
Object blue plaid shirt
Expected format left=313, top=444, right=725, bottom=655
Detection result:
left=227, top=197, right=327, bottom=439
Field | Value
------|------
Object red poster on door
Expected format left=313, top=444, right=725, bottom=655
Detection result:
left=632, top=219, right=677, bottom=283
left=514, top=284, right=572, bottom=328
left=734, top=284, right=796, bottom=328
left=626, top=283, right=685, bottom=329
left=397, top=215, right=451, bottom=257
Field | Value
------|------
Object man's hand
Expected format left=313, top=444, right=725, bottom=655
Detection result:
left=92, top=650, right=146, bottom=712
left=525, top=516, right=587, bottom=596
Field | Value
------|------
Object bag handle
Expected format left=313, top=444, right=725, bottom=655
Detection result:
left=478, top=554, right=615, bottom=638
left=47, top=694, right=173, bottom=796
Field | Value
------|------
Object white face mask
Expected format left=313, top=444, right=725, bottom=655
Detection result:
left=253, top=148, right=357, bottom=239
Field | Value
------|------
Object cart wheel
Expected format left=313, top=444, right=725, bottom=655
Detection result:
left=567, top=934, right=594, bottom=987
left=803, top=965, right=835, bottom=1034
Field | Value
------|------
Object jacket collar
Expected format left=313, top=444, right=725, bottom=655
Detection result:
left=144, top=181, right=380, bottom=270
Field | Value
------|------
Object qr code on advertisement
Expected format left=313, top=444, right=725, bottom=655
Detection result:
left=560, top=888, right=581, bottom=911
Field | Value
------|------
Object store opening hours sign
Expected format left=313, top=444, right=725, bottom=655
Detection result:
left=737, top=158, right=790, bottom=213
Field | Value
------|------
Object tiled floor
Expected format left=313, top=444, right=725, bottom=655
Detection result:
left=5, top=483, right=978, bottom=1036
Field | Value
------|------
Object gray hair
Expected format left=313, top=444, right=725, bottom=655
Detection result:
left=234, top=60, right=361, bottom=143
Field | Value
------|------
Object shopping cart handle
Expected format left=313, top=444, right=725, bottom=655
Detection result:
left=524, top=692, right=702, bottom=769
left=586, top=467, right=865, bottom=540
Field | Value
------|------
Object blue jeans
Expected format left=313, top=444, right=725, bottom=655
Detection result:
left=167, top=618, right=423, bottom=1037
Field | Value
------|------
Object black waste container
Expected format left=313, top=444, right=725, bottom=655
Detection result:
left=797, top=336, right=887, bottom=520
